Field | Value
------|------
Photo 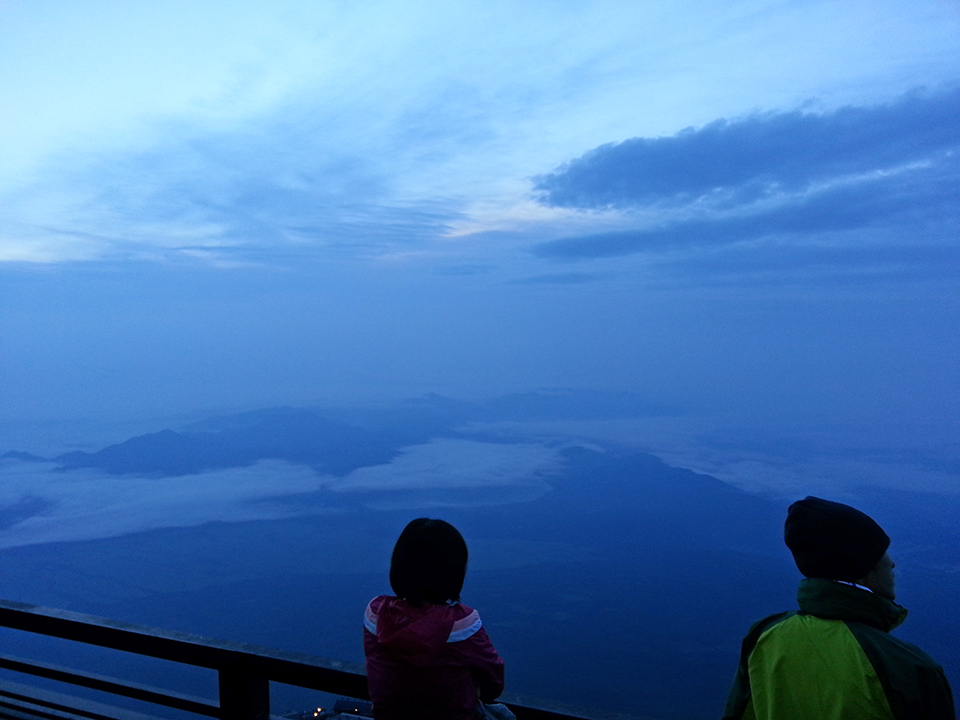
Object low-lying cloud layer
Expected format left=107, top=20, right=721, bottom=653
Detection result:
left=0, top=459, right=328, bottom=549
left=331, top=438, right=561, bottom=491
left=329, top=438, right=560, bottom=509
left=0, top=439, right=563, bottom=548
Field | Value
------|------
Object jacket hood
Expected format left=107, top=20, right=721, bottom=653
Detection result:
left=798, top=577, right=908, bottom=632
left=368, top=597, right=458, bottom=658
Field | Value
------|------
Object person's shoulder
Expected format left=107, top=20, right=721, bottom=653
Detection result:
left=746, top=610, right=795, bottom=637
left=364, top=595, right=398, bottom=630
left=736, top=610, right=797, bottom=654
left=448, top=601, right=478, bottom=620
left=409, top=601, right=480, bottom=623
left=850, top=620, right=946, bottom=669
left=365, top=595, right=384, bottom=629
left=846, top=621, right=955, bottom=716
left=366, top=594, right=394, bottom=613
left=446, top=602, right=484, bottom=643
left=366, top=596, right=477, bottom=618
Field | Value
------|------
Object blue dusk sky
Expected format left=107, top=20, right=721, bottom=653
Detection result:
left=1, top=0, right=958, bottom=440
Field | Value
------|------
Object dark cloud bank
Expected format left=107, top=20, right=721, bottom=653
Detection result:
left=533, top=88, right=960, bottom=267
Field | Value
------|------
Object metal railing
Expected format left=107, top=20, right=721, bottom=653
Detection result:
left=0, top=600, right=607, bottom=720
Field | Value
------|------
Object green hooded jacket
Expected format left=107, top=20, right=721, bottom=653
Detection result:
left=722, top=578, right=954, bottom=720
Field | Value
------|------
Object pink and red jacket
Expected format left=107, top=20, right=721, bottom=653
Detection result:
left=363, top=595, right=505, bottom=720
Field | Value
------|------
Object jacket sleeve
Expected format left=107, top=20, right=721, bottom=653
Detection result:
left=462, top=626, right=505, bottom=703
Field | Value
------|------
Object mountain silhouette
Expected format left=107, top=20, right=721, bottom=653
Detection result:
left=54, top=407, right=404, bottom=476
left=45, top=391, right=674, bottom=477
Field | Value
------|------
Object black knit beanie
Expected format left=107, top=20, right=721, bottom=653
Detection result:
left=784, top=496, right=890, bottom=581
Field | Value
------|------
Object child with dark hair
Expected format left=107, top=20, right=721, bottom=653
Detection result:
left=363, top=518, right=505, bottom=720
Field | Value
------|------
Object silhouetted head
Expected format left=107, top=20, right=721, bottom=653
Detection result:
left=390, top=518, right=468, bottom=606
left=784, top=496, right=890, bottom=583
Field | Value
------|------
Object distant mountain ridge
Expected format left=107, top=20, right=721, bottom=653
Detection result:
left=5, top=389, right=675, bottom=477
left=0, top=451, right=46, bottom=462
left=53, top=408, right=403, bottom=477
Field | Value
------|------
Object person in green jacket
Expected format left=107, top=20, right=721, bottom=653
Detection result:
left=722, top=496, right=954, bottom=720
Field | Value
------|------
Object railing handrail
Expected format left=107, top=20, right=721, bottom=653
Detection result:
left=0, top=600, right=368, bottom=698
left=0, top=599, right=639, bottom=720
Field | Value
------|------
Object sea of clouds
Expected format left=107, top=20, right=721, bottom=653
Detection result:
left=0, top=439, right=563, bottom=549
left=3, top=415, right=956, bottom=551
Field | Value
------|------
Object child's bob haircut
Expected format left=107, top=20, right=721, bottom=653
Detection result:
left=390, top=518, right=468, bottom=606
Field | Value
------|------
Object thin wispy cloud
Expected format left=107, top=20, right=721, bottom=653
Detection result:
left=509, top=271, right=609, bottom=285
left=533, top=162, right=958, bottom=255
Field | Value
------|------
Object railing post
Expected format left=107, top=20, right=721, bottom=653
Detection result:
left=219, top=670, right=269, bottom=720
